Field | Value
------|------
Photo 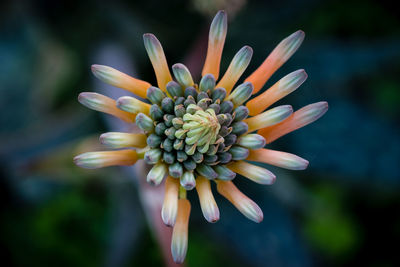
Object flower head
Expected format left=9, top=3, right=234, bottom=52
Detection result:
left=75, top=10, right=328, bottom=263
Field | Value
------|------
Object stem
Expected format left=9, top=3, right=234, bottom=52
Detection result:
left=179, top=186, right=187, bottom=199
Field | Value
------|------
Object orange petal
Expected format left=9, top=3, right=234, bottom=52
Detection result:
left=246, top=69, right=307, bottom=116
left=171, top=199, right=191, bottom=264
left=78, top=92, right=135, bottom=123
left=244, top=105, right=293, bottom=133
left=143, top=33, right=173, bottom=91
left=202, top=10, right=228, bottom=79
left=99, top=132, right=147, bottom=149
left=196, top=176, right=220, bottom=223
left=91, top=65, right=150, bottom=98
left=247, top=148, right=309, bottom=170
left=216, top=46, right=253, bottom=94
left=162, top=176, right=180, bottom=227
left=258, top=101, right=328, bottom=143
left=74, top=149, right=137, bottom=169
left=227, top=161, right=276, bottom=185
left=216, top=180, right=263, bottom=223
left=245, top=30, right=305, bottom=94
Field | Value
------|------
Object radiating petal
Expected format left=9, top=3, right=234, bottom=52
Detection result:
left=172, top=63, right=194, bottom=88
left=202, top=10, right=228, bottom=79
left=217, top=46, right=253, bottom=94
left=196, top=176, right=220, bottom=223
left=245, top=30, right=305, bottom=94
left=226, top=82, right=254, bottom=107
left=78, top=92, right=135, bottom=122
left=162, top=176, right=180, bottom=227
left=237, top=134, right=266, bottom=149
left=247, top=148, right=309, bottom=170
left=116, top=96, right=151, bottom=114
left=99, top=132, right=147, bottom=149
left=244, top=105, right=293, bottom=133
left=217, top=181, right=263, bottom=223
left=171, top=199, right=191, bottom=264
left=91, top=65, right=151, bottom=98
left=143, top=33, right=173, bottom=91
left=74, top=150, right=137, bottom=169
left=246, top=69, right=307, bottom=115
left=228, top=161, right=276, bottom=185
left=258, top=101, right=328, bottom=143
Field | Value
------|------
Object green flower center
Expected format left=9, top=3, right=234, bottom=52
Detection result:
left=183, top=108, right=221, bottom=154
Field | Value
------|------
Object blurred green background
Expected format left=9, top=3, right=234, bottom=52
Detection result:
left=1, top=0, right=399, bottom=266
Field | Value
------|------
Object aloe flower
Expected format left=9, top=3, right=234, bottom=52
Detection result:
left=74, top=10, right=328, bottom=263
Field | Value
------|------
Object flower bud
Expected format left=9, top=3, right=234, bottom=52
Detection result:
left=177, top=151, right=188, bottom=162
left=163, top=151, right=176, bottom=164
left=147, top=133, right=162, bottom=148
left=174, top=104, right=186, bottom=117
left=196, top=163, right=218, bottom=179
left=169, top=162, right=183, bottom=178
left=183, top=159, right=196, bottom=171
left=173, top=139, right=184, bottom=150
left=184, top=96, right=196, bottom=108
left=199, top=74, right=216, bottom=92
left=184, top=86, right=197, bottom=99
left=155, top=122, right=167, bottom=136
left=197, top=98, right=211, bottom=110
left=150, top=104, right=164, bottom=121
left=217, top=152, right=232, bottom=164
left=147, top=163, right=167, bottom=185
left=175, top=96, right=185, bottom=105
left=197, top=91, right=209, bottom=102
left=220, top=100, right=233, bottom=113
left=165, top=127, right=176, bottom=140
left=174, top=128, right=187, bottom=139
left=237, top=134, right=266, bottom=149
left=208, top=103, right=220, bottom=113
left=214, top=165, right=236, bottom=180
left=172, top=63, right=194, bottom=88
left=204, top=154, right=218, bottom=164
left=233, top=106, right=249, bottom=121
left=172, top=117, right=184, bottom=129
left=161, top=97, right=174, bottom=114
left=162, top=138, right=173, bottom=152
left=136, top=113, right=154, bottom=132
left=163, top=114, right=174, bottom=127
left=228, top=145, right=249, bottom=160
left=223, top=134, right=237, bottom=146
left=146, top=86, right=165, bottom=105
left=231, top=121, right=248, bottom=136
left=144, top=148, right=162, bottom=164
left=181, top=171, right=196, bottom=190
left=166, top=80, right=183, bottom=98
left=211, top=87, right=226, bottom=102
left=227, top=82, right=253, bottom=106
left=191, top=151, right=204, bottom=163
left=184, top=144, right=197, bottom=156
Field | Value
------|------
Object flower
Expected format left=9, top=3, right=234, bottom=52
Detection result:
left=74, top=10, right=328, bottom=263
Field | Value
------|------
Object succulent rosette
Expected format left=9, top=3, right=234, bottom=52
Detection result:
left=74, top=10, right=328, bottom=263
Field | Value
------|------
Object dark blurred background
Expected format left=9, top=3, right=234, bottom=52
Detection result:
left=1, top=0, right=399, bottom=266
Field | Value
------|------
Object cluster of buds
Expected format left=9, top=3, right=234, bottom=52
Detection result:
left=74, top=10, right=328, bottom=263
